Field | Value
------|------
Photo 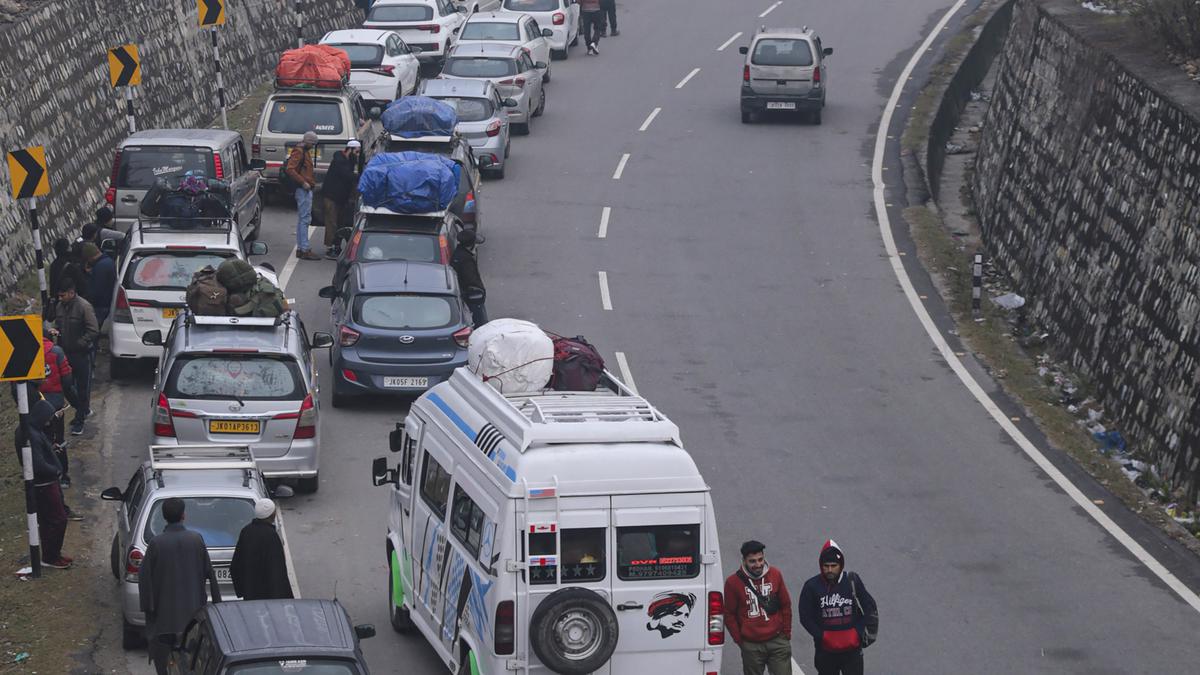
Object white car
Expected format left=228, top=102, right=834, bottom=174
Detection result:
left=501, top=0, right=578, bottom=59
left=363, top=0, right=469, bottom=64
left=458, top=11, right=554, bottom=82
left=320, top=29, right=422, bottom=105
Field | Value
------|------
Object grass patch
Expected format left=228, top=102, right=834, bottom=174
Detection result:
left=209, top=78, right=273, bottom=146
left=902, top=17, right=984, bottom=153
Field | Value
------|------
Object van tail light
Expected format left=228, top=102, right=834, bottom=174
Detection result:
left=438, top=234, right=450, bottom=263
left=495, top=600, right=515, bottom=655
left=375, top=64, right=396, bottom=76
left=276, top=394, right=317, bottom=440
left=252, top=136, right=262, bottom=159
left=212, top=151, right=224, bottom=180
left=105, top=151, right=122, bottom=205
left=743, top=65, right=750, bottom=83
left=485, top=119, right=501, bottom=137
left=499, top=77, right=525, bottom=89
left=453, top=326, right=472, bottom=348
left=552, top=12, right=564, bottom=25
left=339, top=325, right=361, bottom=347
left=416, top=24, right=441, bottom=34
left=113, top=287, right=133, bottom=323
left=347, top=231, right=363, bottom=261
left=707, top=591, right=724, bottom=645
left=125, top=546, right=144, bottom=581
left=812, top=66, right=821, bottom=85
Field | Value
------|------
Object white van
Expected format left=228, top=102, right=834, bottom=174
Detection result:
left=371, top=368, right=725, bottom=674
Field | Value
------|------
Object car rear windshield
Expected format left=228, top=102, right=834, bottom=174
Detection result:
left=505, top=0, right=559, bottom=11
left=327, top=43, right=384, bottom=67
left=357, top=232, right=440, bottom=263
left=267, top=99, right=344, bottom=135
left=144, top=497, right=255, bottom=548
left=461, top=22, right=521, bottom=41
left=229, top=659, right=361, bottom=674
left=617, top=524, right=701, bottom=580
left=166, top=355, right=305, bottom=400
left=751, top=38, right=814, bottom=67
left=117, top=146, right=213, bottom=189
left=124, top=252, right=233, bottom=291
left=443, top=57, right=517, bottom=79
left=367, top=4, right=433, bottom=22
left=355, top=294, right=456, bottom=329
left=435, top=97, right=494, bottom=122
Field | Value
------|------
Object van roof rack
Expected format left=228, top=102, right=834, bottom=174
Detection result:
left=445, top=369, right=682, bottom=453
left=149, top=444, right=256, bottom=487
left=134, top=216, right=235, bottom=246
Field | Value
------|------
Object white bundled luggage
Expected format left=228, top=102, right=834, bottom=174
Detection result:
left=467, top=318, right=553, bottom=393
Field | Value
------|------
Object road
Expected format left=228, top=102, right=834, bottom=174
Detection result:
left=94, top=0, right=1200, bottom=673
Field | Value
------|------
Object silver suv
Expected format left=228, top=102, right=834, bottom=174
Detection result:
left=142, top=311, right=334, bottom=493
left=739, top=26, right=832, bottom=124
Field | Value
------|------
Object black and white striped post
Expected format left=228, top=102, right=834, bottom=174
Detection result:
left=211, top=27, right=228, bottom=129
left=295, top=0, right=304, bottom=48
left=16, top=383, right=41, bottom=578
left=972, top=253, right=983, bottom=320
left=30, top=197, right=48, bottom=312
left=124, top=88, right=137, bottom=134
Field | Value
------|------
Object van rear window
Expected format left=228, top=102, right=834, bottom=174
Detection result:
left=527, top=528, right=606, bottom=584
left=751, top=38, right=814, bottom=67
left=267, top=100, right=344, bottom=135
left=118, top=146, right=213, bottom=189
left=617, top=525, right=700, bottom=580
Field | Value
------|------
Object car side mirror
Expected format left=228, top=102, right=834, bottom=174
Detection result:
left=542, top=28, right=553, bottom=37
left=823, top=47, right=833, bottom=56
left=318, top=285, right=338, bottom=299
left=247, top=241, right=269, bottom=256
left=271, top=484, right=295, bottom=499
left=354, top=624, right=377, bottom=640
left=738, top=46, right=748, bottom=55
left=368, top=106, right=383, bottom=120
left=337, top=227, right=353, bottom=240
left=389, top=426, right=403, bottom=453
left=100, top=239, right=117, bottom=255
left=249, top=158, right=267, bottom=171
left=312, top=332, right=334, bottom=349
left=141, top=330, right=163, bottom=347
left=535, top=61, right=547, bottom=69
left=410, top=46, right=423, bottom=55
left=372, top=457, right=397, bottom=486
left=503, top=98, right=518, bottom=108
left=101, top=487, right=123, bottom=501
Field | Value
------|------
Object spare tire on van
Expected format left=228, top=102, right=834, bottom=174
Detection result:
left=529, top=587, right=619, bottom=674
left=467, top=318, right=554, bottom=393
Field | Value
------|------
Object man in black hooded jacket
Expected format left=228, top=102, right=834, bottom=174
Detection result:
left=798, top=540, right=878, bottom=675
left=13, top=397, right=73, bottom=569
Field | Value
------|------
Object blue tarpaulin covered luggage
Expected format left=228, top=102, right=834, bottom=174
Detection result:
left=358, top=152, right=461, bottom=213
left=381, top=96, right=458, bottom=138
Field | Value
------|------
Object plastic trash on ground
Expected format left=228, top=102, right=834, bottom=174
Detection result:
left=382, top=96, right=458, bottom=138
left=357, top=152, right=461, bottom=213
left=991, top=292, right=1026, bottom=310
left=467, top=319, right=554, bottom=393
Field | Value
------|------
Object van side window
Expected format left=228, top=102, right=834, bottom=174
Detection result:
left=124, top=469, right=145, bottom=521
left=419, top=452, right=451, bottom=518
left=401, top=434, right=417, bottom=485
left=616, top=525, right=700, bottom=580
left=449, top=486, right=486, bottom=555
left=528, top=528, right=606, bottom=584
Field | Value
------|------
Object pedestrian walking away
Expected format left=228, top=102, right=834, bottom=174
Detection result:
left=579, top=0, right=604, bottom=54
left=53, top=278, right=98, bottom=435
left=599, top=0, right=618, bottom=36
left=319, top=140, right=361, bottom=259
left=724, top=540, right=793, bottom=675
left=230, top=499, right=295, bottom=601
left=139, top=497, right=222, bottom=675
left=286, top=130, right=322, bottom=261
left=13, top=398, right=73, bottom=569
left=799, top=540, right=879, bottom=675
left=450, top=230, right=488, bottom=328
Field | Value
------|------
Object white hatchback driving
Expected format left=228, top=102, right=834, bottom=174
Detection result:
left=458, top=11, right=554, bottom=81
left=320, top=29, right=422, bottom=105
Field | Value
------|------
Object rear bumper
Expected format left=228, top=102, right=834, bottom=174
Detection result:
left=333, top=353, right=467, bottom=395
left=110, top=321, right=161, bottom=360
left=547, top=26, right=570, bottom=51
left=121, top=580, right=145, bottom=626
left=151, top=436, right=320, bottom=477
left=466, top=135, right=506, bottom=168
left=740, top=88, right=825, bottom=112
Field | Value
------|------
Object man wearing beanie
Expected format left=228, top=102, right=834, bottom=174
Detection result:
left=285, top=130, right=321, bottom=260
left=724, top=540, right=793, bottom=674
left=798, top=540, right=879, bottom=675
left=230, top=499, right=294, bottom=601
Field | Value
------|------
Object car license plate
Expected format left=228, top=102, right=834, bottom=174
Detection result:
left=214, top=567, right=232, bottom=583
left=383, top=376, right=429, bottom=389
left=767, top=102, right=796, bottom=110
left=209, top=419, right=261, bottom=434
left=161, top=307, right=180, bottom=319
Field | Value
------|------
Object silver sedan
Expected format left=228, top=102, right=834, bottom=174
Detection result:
left=419, top=78, right=515, bottom=178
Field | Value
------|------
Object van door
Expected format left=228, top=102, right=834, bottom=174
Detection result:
left=748, top=37, right=816, bottom=98
left=411, top=434, right=454, bottom=635
left=609, top=493, right=712, bottom=673
left=392, top=414, right=423, bottom=611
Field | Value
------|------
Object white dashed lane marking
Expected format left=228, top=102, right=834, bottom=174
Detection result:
left=614, top=351, right=637, bottom=395
left=612, top=153, right=630, bottom=180
left=718, top=31, right=743, bottom=52
left=598, top=206, right=611, bottom=239
left=759, top=1, right=782, bottom=18
left=639, top=107, right=662, bottom=131
left=675, top=67, right=701, bottom=89
left=598, top=271, right=613, bottom=310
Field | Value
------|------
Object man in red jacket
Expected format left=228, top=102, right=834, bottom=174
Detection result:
left=724, top=540, right=793, bottom=674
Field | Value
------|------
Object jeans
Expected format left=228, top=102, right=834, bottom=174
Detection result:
left=814, top=649, right=864, bottom=675
left=466, top=300, right=488, bottom=328
left=295, top=187, right=313, bottom=251
left=740, top=634, right=792, bottom=675
left=35, top=482, right=67, bottom=562
left=581, top=10, right=604, bottom=47
left=64, top=350, right=91, bottom=424
left=600, top=0, right=616, bottom=32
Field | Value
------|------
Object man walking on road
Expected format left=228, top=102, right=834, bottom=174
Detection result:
left=599, top=0, right=618, bottom=37
left=231, top=499, right=294, bottom=601
left=579, top=0, right=604, bottom=54
left=450, top=230, right=487, bottom=327
left=139, top=498, right=222, bottom=675
left=319, top=140, right=360, bottom=259
left=799, top=540, right=879, bottom=675
left=724, top=540, right=793, bottom=675
left=53, top=278, right=98, bottom=436
left=286, top=130, right=322, bottom=261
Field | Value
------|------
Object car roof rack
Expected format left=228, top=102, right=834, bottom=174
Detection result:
left=149, top=444, right=257, bottom=487
left=134, top=216, right=235, bottom=246
left=180, top=308, right=295, bottom=351
left=360, top=205, right=448, bottom=218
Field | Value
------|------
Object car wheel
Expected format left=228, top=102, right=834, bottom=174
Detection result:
left=245, top=202, right=262, bottom=241
left=529, top=587, right=618, bottom=675
left=553, top=48, right=567, bottom=61
left=533, top=90, right=546, bottom=117
left=513, top=120, right=530, bottom=136
left=486, top=165, right=505, bottom=180
left=504, top=139, right=510, bottom=158
left=811, top=108, right=823, bottom=125
left=109, top=355, right=134, bottom=380
left=543, top=64, right=552, bottom=83
left=331, top=383, right=351, bottom=408
left=457, top=651, right=475, bottom=675
left=741, top=109, right=753, bottom=124
left=570, top=32, right=579, bottom=47
left=389, top=554, right=415, bottom=633
left=110, top=534, right=121, bottom=580
left=296, top=475, right=319, bottom=493
left=122, top=618, right=144, bottom=650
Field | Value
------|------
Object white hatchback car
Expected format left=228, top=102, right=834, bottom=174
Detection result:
left=363, top=0, right=469, bottom=65
left=458, top=11, right=554, bottom=81
left=501, top=0, right=578, bottom=59
left=320, top=29, right=422, bottom=105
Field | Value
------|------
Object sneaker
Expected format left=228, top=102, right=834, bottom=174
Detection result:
left=69, top=423, right=84, bottom=436
left=611, top=29, right=619, bottom=36
left=296, top=249, right=321, bottom=261
left=323, top=248, right=340, bottom=260
left=42, top=558, right=72, bottom=569
left=592, top=44, right=600, bottom=55
left=59, top=477, right=71, bottom=489
left=65, top=507, right=83, bottom=522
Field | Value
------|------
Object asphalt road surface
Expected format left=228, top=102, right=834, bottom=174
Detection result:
left=96, top=0, right=1200, bottom=672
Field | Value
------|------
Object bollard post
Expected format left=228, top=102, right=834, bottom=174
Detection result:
left=17, top=384, right=41, bottom=578
left=29, top=197, right=48, bottom=313
left=972, top=253, right=983, bottom=321
left=211, top=28, right=228, bottom=130
left=295, top=0, right=304, bottom=48
left=124, top=87, right=137, bottom=134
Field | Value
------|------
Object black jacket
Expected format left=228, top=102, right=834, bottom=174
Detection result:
left=140, top=523, right=222, bottom=636
left=451, top=245, right=484, bottom=293
left=320, top=150, right=359, bottom=205
left=798, top=571, right=878, bottom=653
left=230, top=519, right=294, bottom=601
left=13, top=399, right=62, bottom=485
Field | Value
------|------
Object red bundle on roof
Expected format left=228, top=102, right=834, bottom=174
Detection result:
left=276, top=45, right=351, bottom=88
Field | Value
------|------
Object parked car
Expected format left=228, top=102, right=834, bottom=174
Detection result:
left=458, top=10, right=554, bottom=81
left=105, top=129, right=265, bottom=235
left=320, top=29, right=423, bottom=105
left=319, top=261, right=474, bottom=406
left=167, top=599, right=375, bottom=674
left=362, top=0, right=470, bottom=66
left=501, top=0, right=578, bottom=59
left=418, top=78, right=515, bottom=178
left=441, top=42, right=546, bottom=135
left=739, top=26, right=832, bottom=124
left=333, top=206, right=468, bottom=289
left=143, top=311, right=334, bottom=493
left=382, top=134, right=484, bottom=227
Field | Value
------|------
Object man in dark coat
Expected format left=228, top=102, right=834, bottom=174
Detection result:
left=82, top=242, right=116, bottom=329
left=230, top=499, right=294, bottom=600
left=450, top=230, right=487, bottom=327
left=319, top=140, right=360, bottom=259
left=13, top=398, right=73, bottom=569
left=139, top=498, right=222, bottom=674
left=798, top=540, right=879, bottom=675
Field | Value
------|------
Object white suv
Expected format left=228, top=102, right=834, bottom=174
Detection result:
left=363, top=0, right=471, bottom=65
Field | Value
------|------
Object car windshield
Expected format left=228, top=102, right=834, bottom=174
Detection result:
left=367, top=4, right=433, bottom=22
left=229, top=660, right=361, bottom=674
left=326, top=43, right=383, bottom=67
left=166, top=355, right=305, bottom=400
left=117, top=146, right=213, bottom=189
left=461, top=22, right=521, bottom=41
left=434, top=97, right=494, bottom=122
left=357, top=232, right=440, bottom=263
left=751, top=38, right=814, bottom=66
left=124, top=252, right=233, bottom=291
left=267, top=100, right=344, bottom=135
left=144, top=497, right=255, bottom=548
left=443, top=57, right=517, bottom=79
left=504, top=0, right=559, bottom=11
left=355, top=294, right=455, bottom=329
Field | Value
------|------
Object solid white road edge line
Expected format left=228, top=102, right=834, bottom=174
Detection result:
left=276, top=509, right=302, bottom=598
left=675, top=67, right=701, bottom=89
left=759, top=1, right=782, bottom=18
left=278, top=225, right=320, bottom=290
left=598, top=271, right=613, bottom=310
left=614, top=351, right=638, bottom=395
left=718, top=31, right=743, bottom=52
left=612, top=153, right=631, bottom=180
left=598, top=206, right=611, bottom=238
left=639, top=107, right=662, bottom=131
left=792, top=657, right=806, bottom=674
left=871, top=0, right=1200, bottom=614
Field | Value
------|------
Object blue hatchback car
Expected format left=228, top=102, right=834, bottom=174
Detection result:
left=319, top=261, right=473, bottom=407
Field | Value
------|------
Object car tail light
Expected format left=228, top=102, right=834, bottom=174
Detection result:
left=495, top=600, right=515, bottom=655
left=114, top=287, right=133, bottom=323
left=416, top=23, right=441, bottom=34
left=105, top=151, right=122, bottom=205
left=347, top=231, right=363, bottom=261
left=499, top=77, right=525, bottom=88
left=707, top=591, right=724, bottom=645
left=341, top=368, right=358, bottom=383
left=154, top=392, right=196, bottom=437
left=552, top=12, right=564, bottom=25
left=252, top=136, right=261, bottom=159
left=287, top=394, right=317, bottom=440
left=438, top=234, right=450, bottom=263
left=485, top=119, right=501, bottom=137
left=339, top=325, right=361, bottom=347
left=125, top=546, right=144, bottom=581
left=521, top=47, right=531, bottom=56
left=453, top=326, right=472, bottom=348
left=743, top=65, right=750, bottom=83
left=813, top=66, right=821, bottom=85
left=212, top=152, right=224, bottom=180
left=463, top=191, right=476, bottom=225
left=375, top=64, right=396, bottom=76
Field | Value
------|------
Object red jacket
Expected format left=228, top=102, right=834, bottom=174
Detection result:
left=724, top=566, right=792, bottom=644
left=39, top=338, right=72, bottom=395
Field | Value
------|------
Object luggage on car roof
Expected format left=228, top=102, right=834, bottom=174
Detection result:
left=358, top=152, right=461, bottom=213
left=381, top=96, right=458, bottom=138
left=216, top=258, right=257, bottom=293
left=228, top=276, right=289, bottom=318
left=186, top=266, right=229, bottom=316
left=548, top=334, right=606, bottom=391
left=276, top=45, right=351, bottom=88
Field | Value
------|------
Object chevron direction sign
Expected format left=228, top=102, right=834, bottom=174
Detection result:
left=0, top=315, right=44, bottom=381
left=6, top=147, right=49, bottom=200
left=198, top=0, right=226, bottom=27
left=108, top=44, right=141, bottom=87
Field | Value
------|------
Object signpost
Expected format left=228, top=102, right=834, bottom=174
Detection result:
left=6, top=146, right=51, bottom=312
left=0, top=314, right=47, bottom=578
left=199, top=0, right=229, bottom=129
left=107, top=44, right=142, bottom=134
left=295, top=0, right=304, bottom=48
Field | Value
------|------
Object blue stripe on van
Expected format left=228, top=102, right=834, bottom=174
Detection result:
left=427, top=392, right=517, bottom=482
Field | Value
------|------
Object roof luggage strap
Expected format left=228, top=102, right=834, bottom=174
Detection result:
left=149, top=444, right=257, bottom=487
left=273, top=75, right=349, bottom=90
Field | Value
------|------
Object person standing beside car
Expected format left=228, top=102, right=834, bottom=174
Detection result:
left=231, top=499, right=294, bottom=600
left=53, top=278, right=98, bottom=436
left=599, top=0, right=618, bottom=36
left=798, top=540, right=879, bottom=675
left=579, top=0, right=604, bottom=54
left=39, top=323, right=80, bottom=486
left=450, top=230, right=487, bottom=328
left=725, top=540, right=793, bottom=675
left=286, top=131, right=322, bottom=261
left=319, top=140, right=361, bottom=259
